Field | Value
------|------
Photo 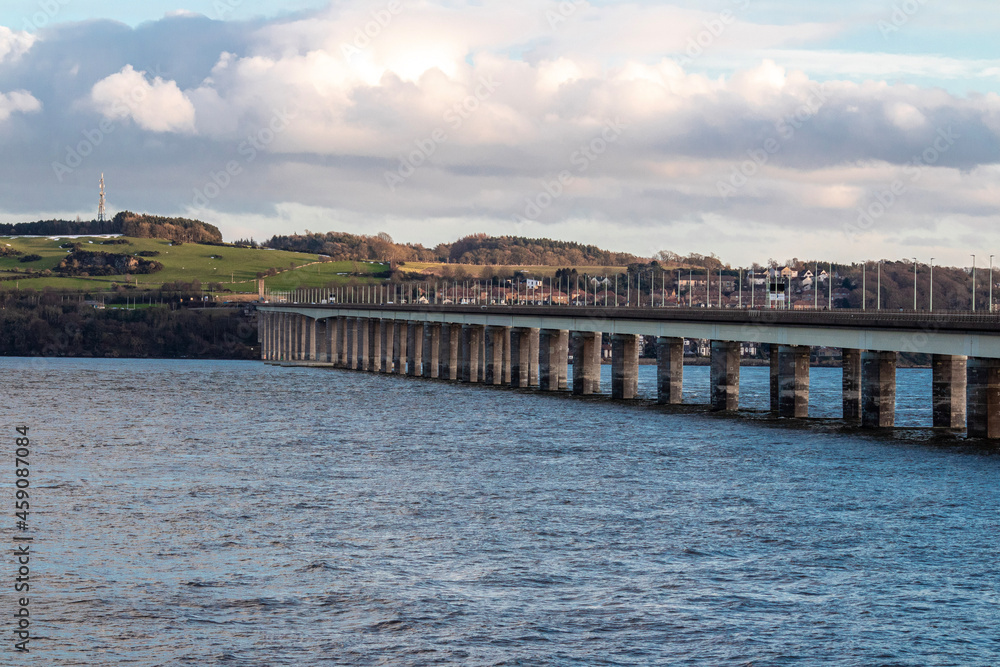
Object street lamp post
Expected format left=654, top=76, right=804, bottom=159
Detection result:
left=829, top=262, right=833, bottom=310
left=814, top=261, right=819, bottom=309
left=862, top=263, right=866, bottom=311
left=990, top=255, right=993, bottom=313
left=972, top=255, right=977, bottom=312
left=913, top=258, right=918, bottom=311
left=930, top=258, right=934, bottom=312
left=877, top=261, right=881, bottom=310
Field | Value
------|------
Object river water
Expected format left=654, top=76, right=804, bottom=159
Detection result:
left=4, top=358, right=999, bottom=665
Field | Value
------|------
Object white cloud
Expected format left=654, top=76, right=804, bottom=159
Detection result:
left=0, top=89, right=41, bottom=122
left=89, top=65, right=196, bottom=134
left=0, top=27, right=35, bottom=63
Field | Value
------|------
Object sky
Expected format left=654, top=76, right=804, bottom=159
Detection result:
left=0, top=1, right=998, bottom=267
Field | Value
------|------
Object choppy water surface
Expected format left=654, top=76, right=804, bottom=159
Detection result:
left=5, top=358, right=999, bottom=666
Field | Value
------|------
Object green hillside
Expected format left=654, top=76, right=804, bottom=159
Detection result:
left=0, top=236, right=389, bottom=292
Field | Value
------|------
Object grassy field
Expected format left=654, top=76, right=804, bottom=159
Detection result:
left=0, top=236, right=389, bottom=293
left=0, top=235, right=646, bottom=293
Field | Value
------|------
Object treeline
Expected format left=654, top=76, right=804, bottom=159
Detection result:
left=0, top=213, right=223, bottom=244
left=266, top=231, right=439, bottom=262
left=446, top=234, right=642, bottom=266
left=113, top=211, right=223, bottom=243
left=0, top=290, right=257, bottom=359
left=265, top=231, right=646, bottom=266
left=0, top=219, right=120, bottom=236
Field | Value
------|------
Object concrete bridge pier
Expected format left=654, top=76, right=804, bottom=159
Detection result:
left=259, top=312, right=268, bottom=360
left=439, top=324, right=459, bottom=380
left=380, top=320, right=394, bottom=373
left=357, top=318, right=371, bottom=371
left=479, top=331, right=488, bottom=383
left=326, top=319, right=334, bottom=363
left=301, top=315, right=311, bottom=361
left=778, top=345, right=810, bottom=418
left=275, top=313, right=283, bottom=361
left=967, top=357, right=1000, bottom=438
left=273, top=314, right=278, bottom=359
left=656, top=336, right=683, bottom=405
left=422, top=323, right=441, bottom=378
left=344, top=317, right=357, bottom=369
left=460, top=324, right=482, bottom=383
left=842, top=349, right=862, bottom=421
left=407, top=322, right=423, bottom=377
left=308, top=317, right=319, bottom=362
left=557, top=330, right=570, bottom=390
left=769, top=345, right=779, bottom=413
left=539, top=329, right=567, bottom=391
left=485, top=326, right=508, bottom=385
left=393, top=321, right=407, bottom=374
left=862, top=351, right=896, bottom=428
left=510, top=328, right=534, bottom=388
left=333, top=317, right=345, bottom=367
left=611, top=334, right=640, bottom=399
left=260, top=312, right=268, bottom=361
left=571, top=331, right=601, bottom=395
left=529, top=329, right=540, bottom=386
left=368, top=319, right=381, bottom=372
left=502, top=328, right=512, bottom=385
left=710, top=340, right=740, bottom=412
left=932, top=354, right=966, bottom=429
left=309, top=318, right=319, bottom=362
left=278, top=312, right=288, bottom=361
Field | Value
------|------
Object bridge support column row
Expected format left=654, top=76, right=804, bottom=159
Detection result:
left=262, top=310, right=1000, bottom=442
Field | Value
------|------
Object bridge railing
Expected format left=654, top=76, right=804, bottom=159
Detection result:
left=261, top=282, right=1000, bottom=320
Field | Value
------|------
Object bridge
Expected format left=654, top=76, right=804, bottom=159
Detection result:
left=258, top=295, right=1000, bottom=440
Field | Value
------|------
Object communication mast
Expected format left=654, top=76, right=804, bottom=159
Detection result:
left=98, top=173, right=106, bottom=222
